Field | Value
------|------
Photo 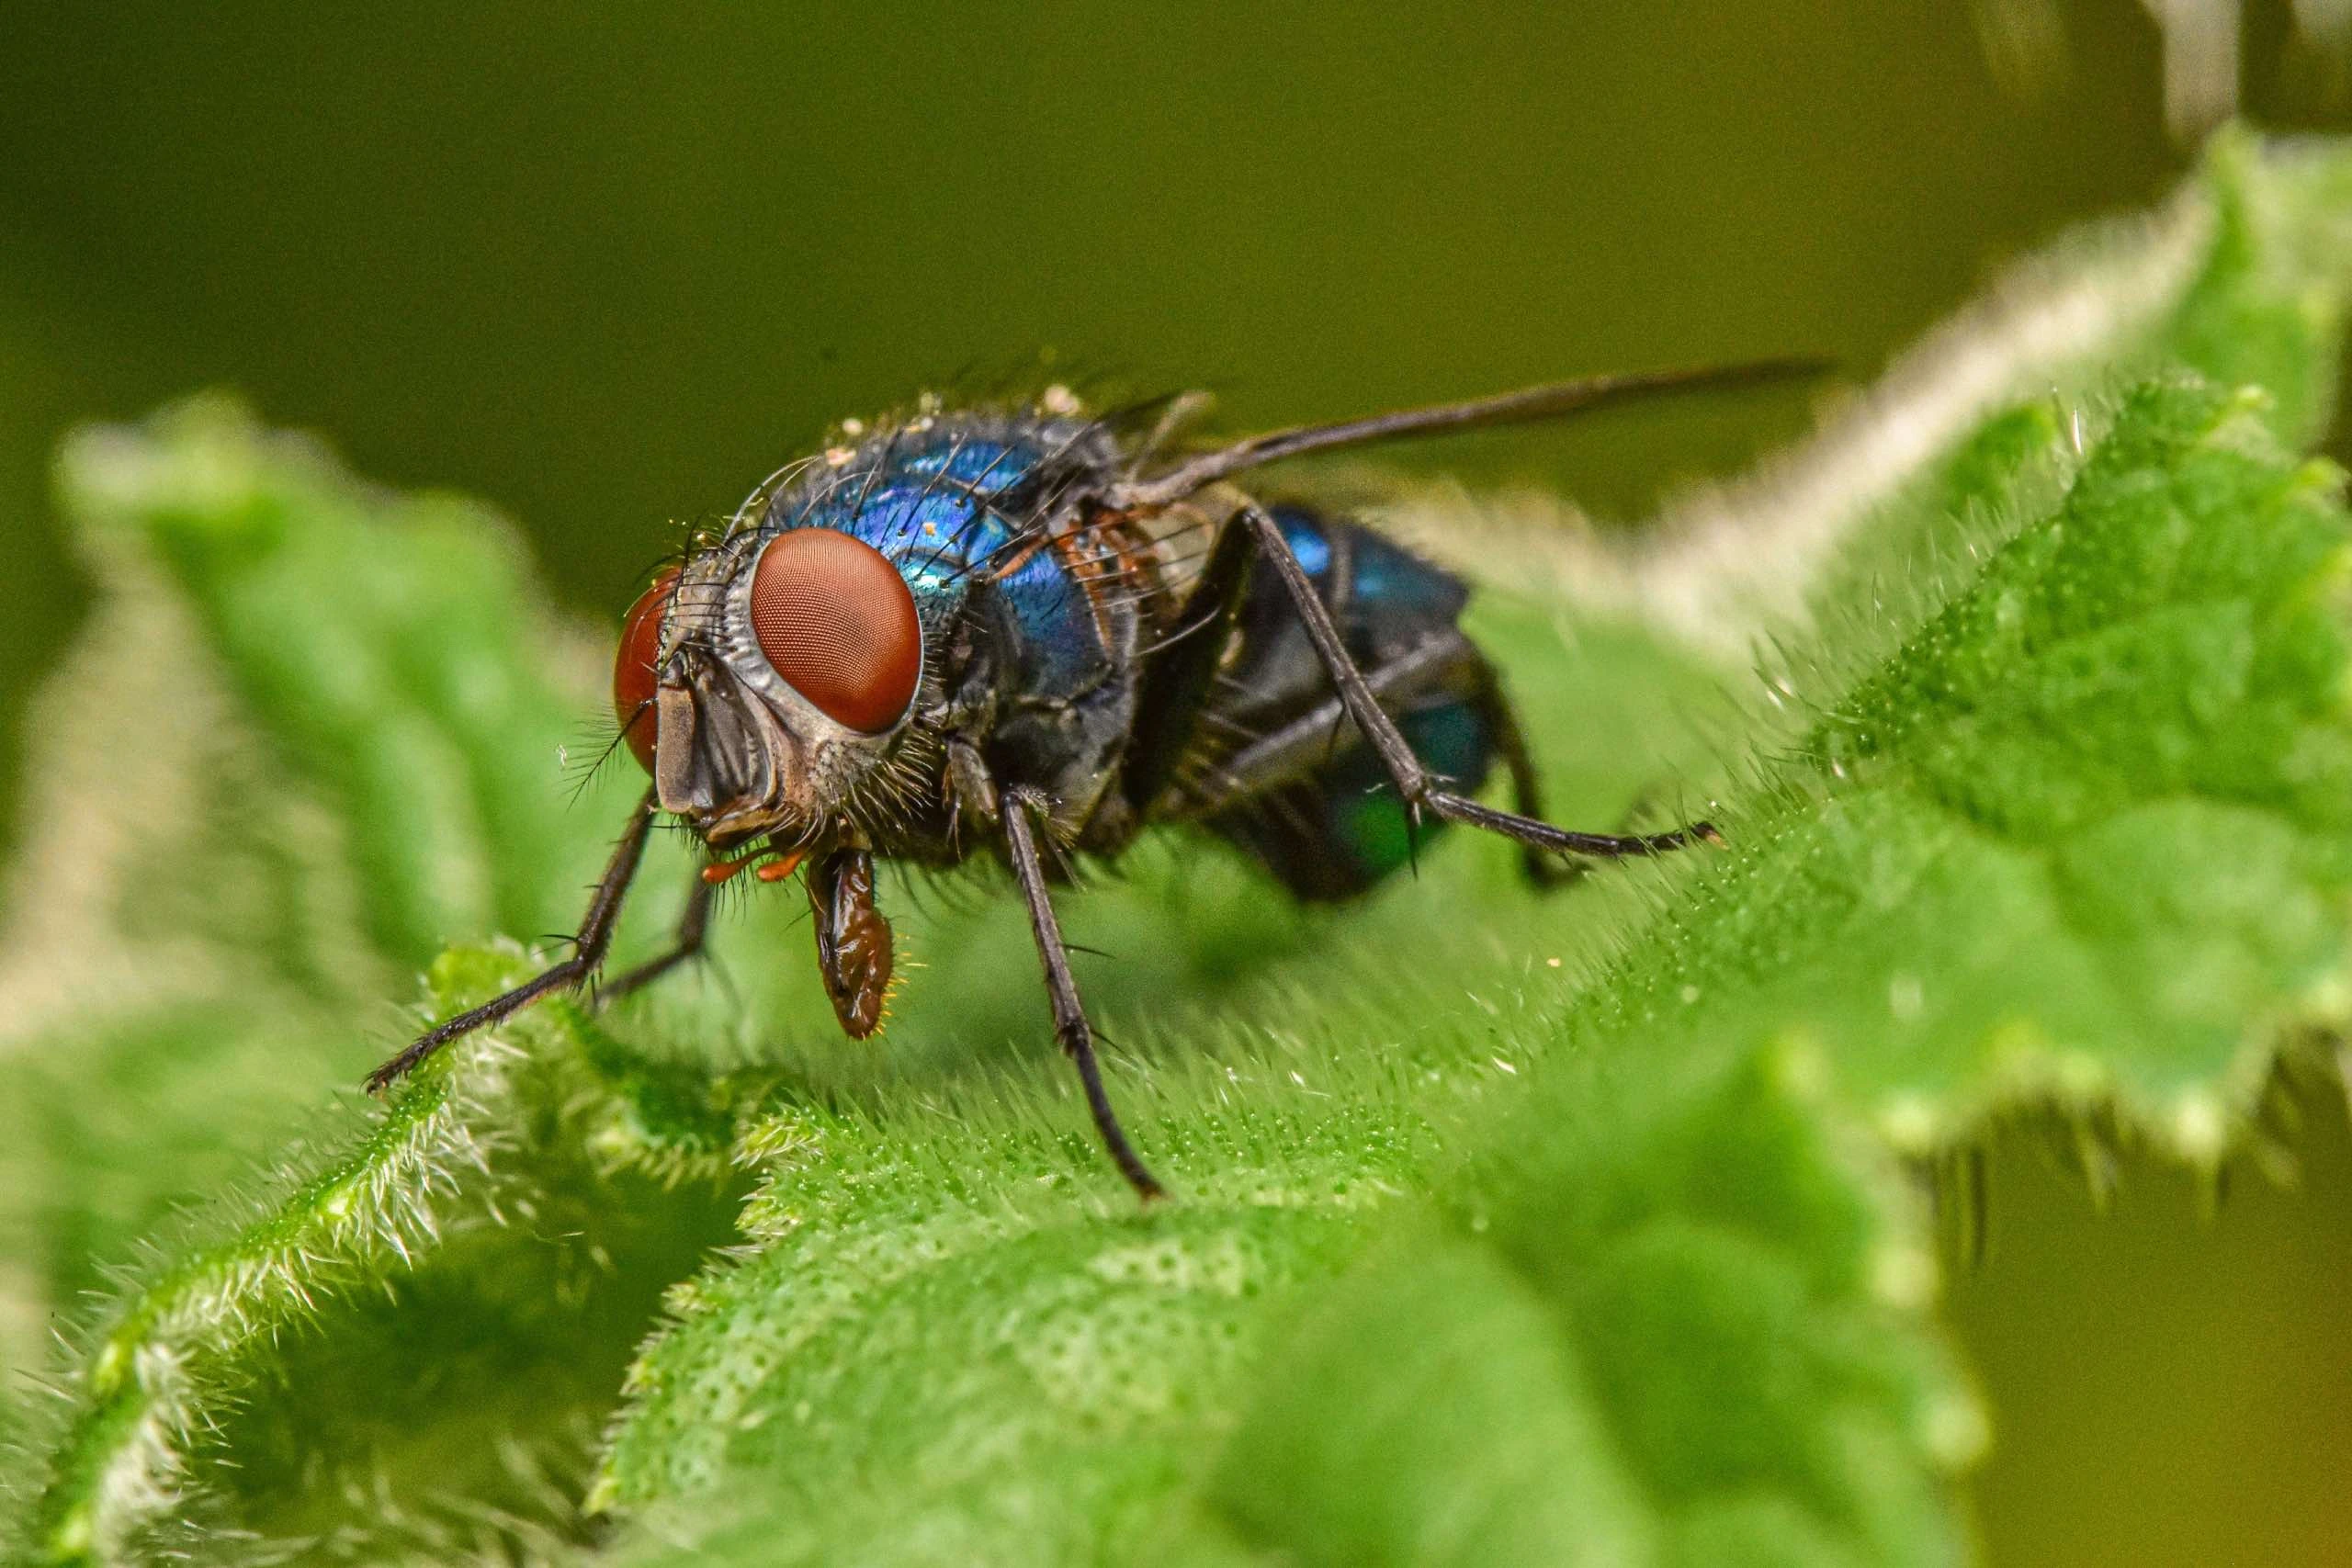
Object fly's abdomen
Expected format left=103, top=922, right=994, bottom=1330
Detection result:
left=1198, top=504, right=1500, bottom=900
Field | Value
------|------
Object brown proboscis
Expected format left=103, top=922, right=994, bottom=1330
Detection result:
left=808, top=846, right=895, bottom=1037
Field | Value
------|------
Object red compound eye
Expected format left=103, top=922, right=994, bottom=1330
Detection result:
left=750, top=529, right=922, bottom=733
left=613, top=568, right=678, bottom=774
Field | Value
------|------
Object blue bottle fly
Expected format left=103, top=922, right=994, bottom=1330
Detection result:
left=367, top=363, right=1809, bottom=1198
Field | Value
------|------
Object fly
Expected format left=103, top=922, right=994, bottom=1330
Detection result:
left=365, top=361, right=1815, bottom=1199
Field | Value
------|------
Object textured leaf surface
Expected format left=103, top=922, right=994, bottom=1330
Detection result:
left=1211, top=1050, right=1966, bottom=1568
left=6, top=134, right=2352, bottom=1565
left=1574, top=378, right=2352, bottom=1161
left=14, top=954, right=766, bottom=1564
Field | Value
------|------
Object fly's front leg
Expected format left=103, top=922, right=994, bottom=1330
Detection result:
left=1238, top=503, right=1722, bottom=864
left=366, top=787, right=660, bottom=1092
left=597, top=877, right=715, bottom=1006
left=977, top=766, right=1166, bottom=1201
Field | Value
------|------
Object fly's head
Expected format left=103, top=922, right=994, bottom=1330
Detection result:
left=613, top=524, right=927, bottom=853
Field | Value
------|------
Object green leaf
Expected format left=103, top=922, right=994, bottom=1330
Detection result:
left=1210, top=1050, right=1968, bottom=1568
left=17, top=953, right=767, bottom=1564
left=1585, top=378, right=2352, bottom=1162
left=11, top=131, right=2352, bottom=1566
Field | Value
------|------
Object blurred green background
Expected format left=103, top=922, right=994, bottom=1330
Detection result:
left=4, top=4, right=2349, bottom=1562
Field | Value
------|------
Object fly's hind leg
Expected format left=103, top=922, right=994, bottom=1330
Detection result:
left=1467, top=659, right=1717, bottom=884
left=1462, top=657, right=1574, bottom=889
left=1237, top=503, right=1722, bottom=865
left=1170, top=630, right=1606, bottom=890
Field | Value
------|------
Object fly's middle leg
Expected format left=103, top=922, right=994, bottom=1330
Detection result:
left=954, top=735, right=1164, bottom=1201
left=1237, top=503, right=1722, bottom=865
